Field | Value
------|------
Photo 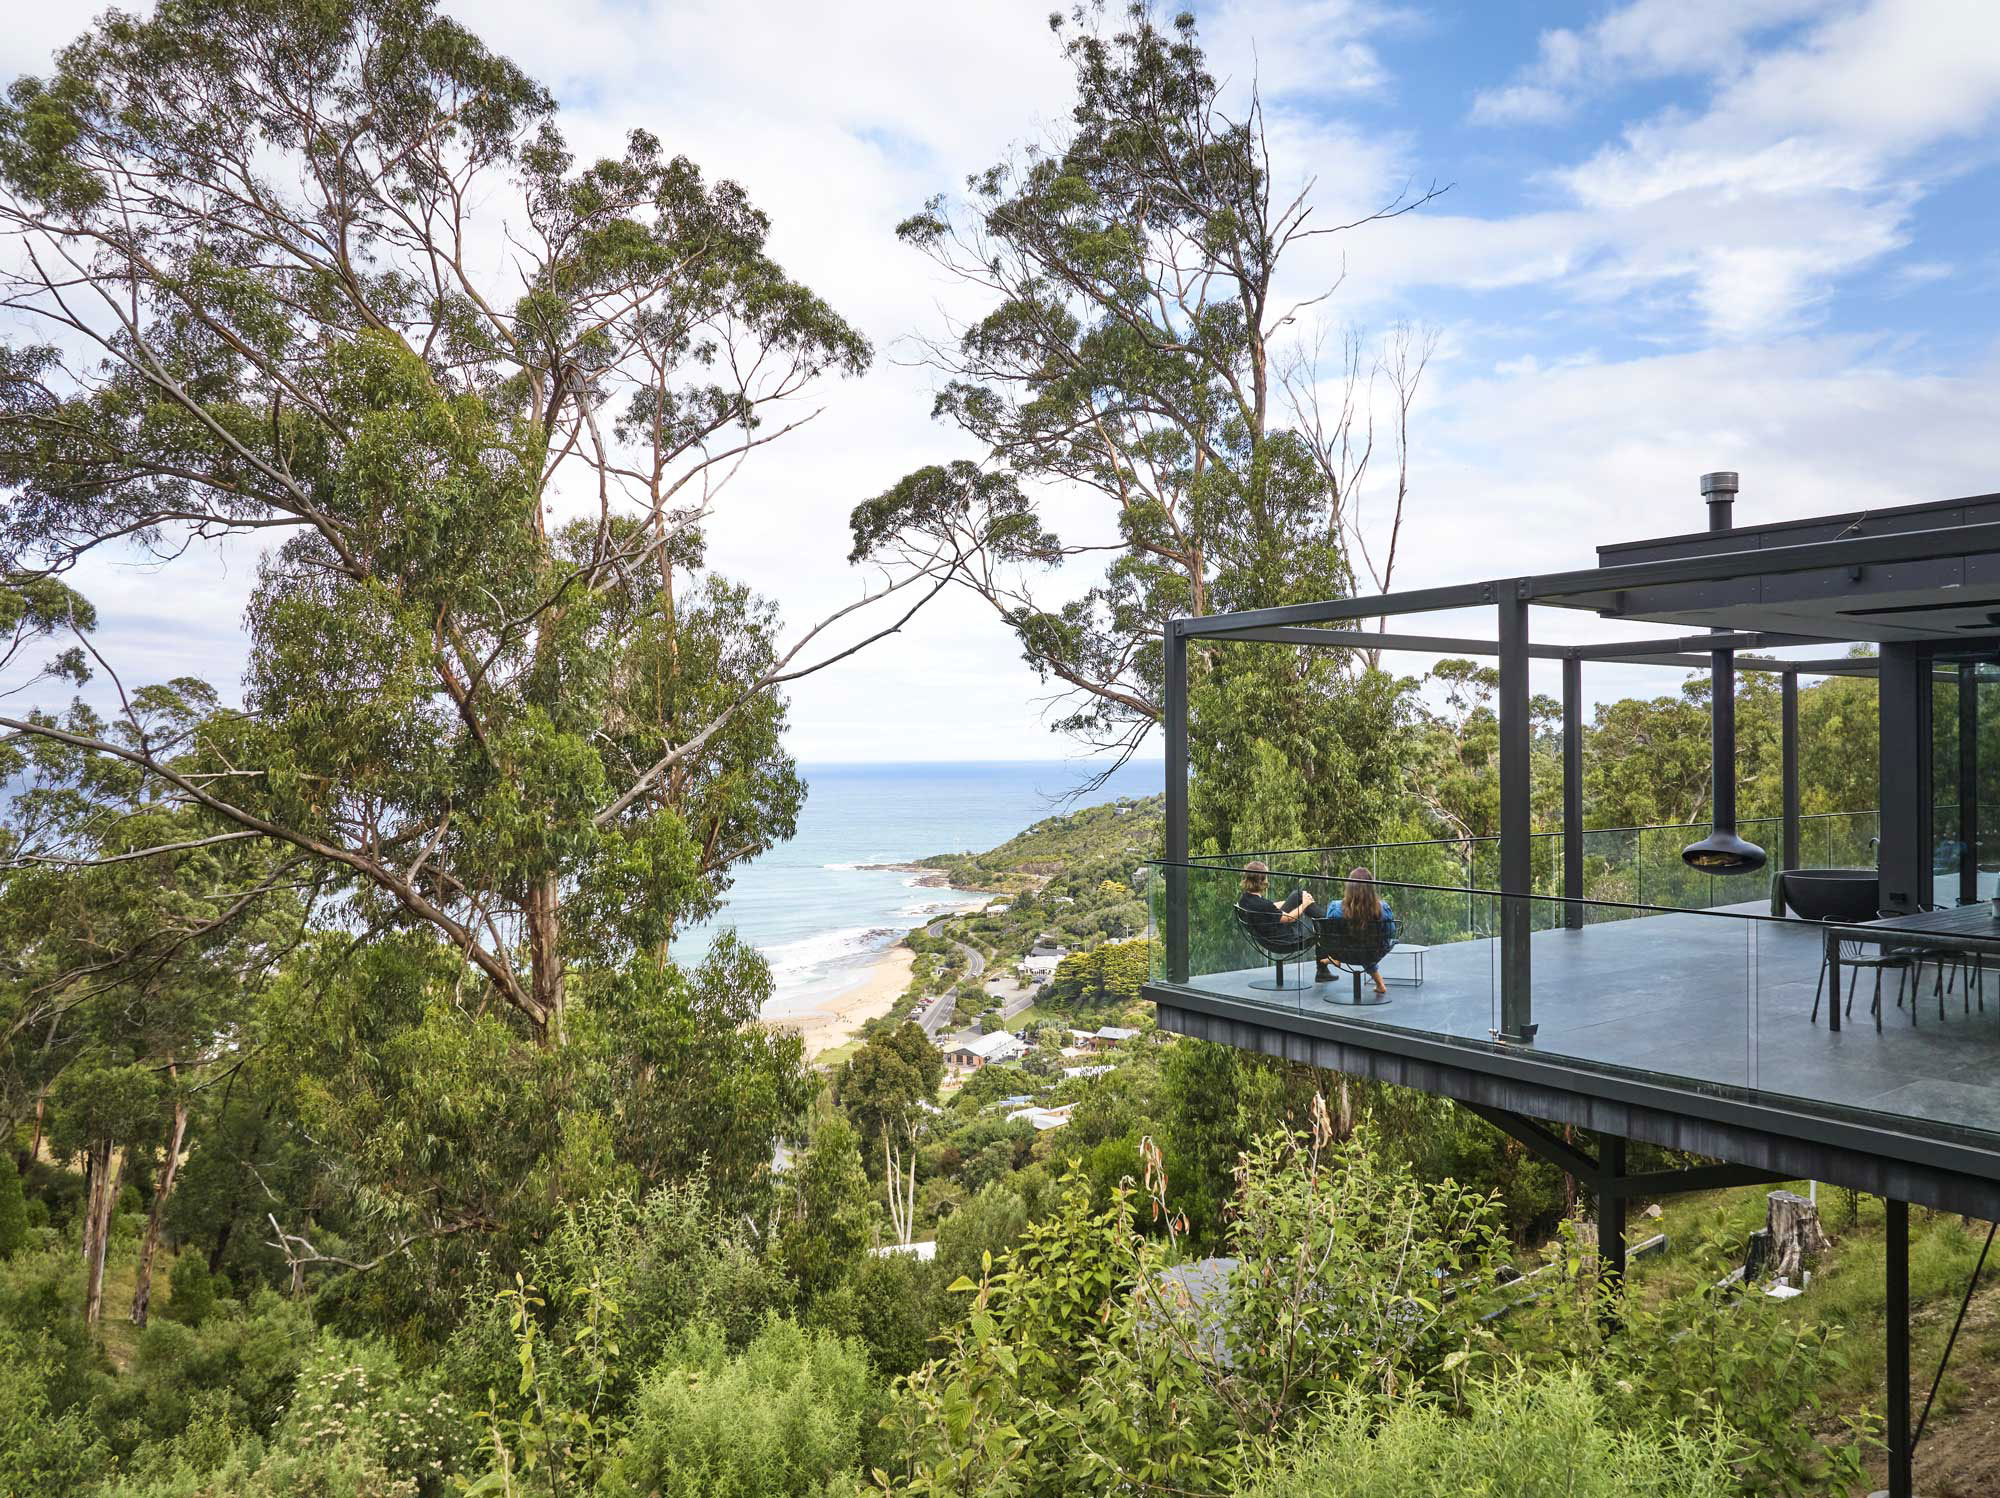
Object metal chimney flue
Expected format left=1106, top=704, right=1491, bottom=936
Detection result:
left=1682, top=471, right=1768, bottom=877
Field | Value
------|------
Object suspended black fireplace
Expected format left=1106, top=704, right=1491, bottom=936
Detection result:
left=1682, top=471, right=1769, bottom=877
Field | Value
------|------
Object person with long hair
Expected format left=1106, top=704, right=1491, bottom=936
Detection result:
left=1237, top=861, right=1339, bottom=983
left=1330, top=865, right=1398, bottom=996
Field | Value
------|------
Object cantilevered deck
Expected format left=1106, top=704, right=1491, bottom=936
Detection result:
left=1172, top=909, right=2000, bottom=1128
left=1146, top=904, right=2000, bottom=1217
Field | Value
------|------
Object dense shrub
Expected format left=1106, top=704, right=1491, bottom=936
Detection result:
left=842, top=1249, right=945, bottom=1378
left=0, top=1246, right=104, bottom=1414
left=600, top=1316, right=879, bottom=1498
left=92, top=1292, right=311, bottom=1460
left=164, top=1253, right=218, bottom=1327
left=0, top=1326, right=109, bottom=1493
left=0, top=1157, right=26, bottom=1259
left=891, top=1121, right=1508, bottom=1495
left=1235, top=1367, right=1736, bottom=1498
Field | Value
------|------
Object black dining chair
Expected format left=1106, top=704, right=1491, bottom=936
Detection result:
left=1891, top=906, right=1985, bottom=1024
left=1813, top=919, right=1916, bottom=1032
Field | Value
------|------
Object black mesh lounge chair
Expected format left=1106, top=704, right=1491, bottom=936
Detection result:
left=1233, top=904, right=1320, bottom=992
left=1319, top=918, right=1395, bottom=1008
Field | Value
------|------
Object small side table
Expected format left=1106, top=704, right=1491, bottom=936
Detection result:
left=1382, top=945, right=1428, bottom=988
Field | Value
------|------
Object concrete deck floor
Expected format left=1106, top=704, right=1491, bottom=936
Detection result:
left=1186, top=909, right=2000, bottom=1141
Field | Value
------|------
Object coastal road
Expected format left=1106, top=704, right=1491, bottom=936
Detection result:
left=918, top=917, right=987, bottom=1037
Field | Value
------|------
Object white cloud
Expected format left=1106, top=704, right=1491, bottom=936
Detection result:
left=1470, top=0, right=1830, bottom=126
left=10, top=0, right=2000, bottom=763
left=1453, top=0, right=2000, bottom=337
left=1203, top=0, right=1407, bottom=101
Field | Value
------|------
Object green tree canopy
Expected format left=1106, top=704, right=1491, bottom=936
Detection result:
left=849, top=4, right=1435, bottom=845
left=0, top=0, right=944, bottom=1047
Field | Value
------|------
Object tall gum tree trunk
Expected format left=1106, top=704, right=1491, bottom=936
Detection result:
left=131, top=1092, right=189, bottom=1327
left=527, top=878, right=565, bottom=1046
left=82, top=1141, right=123, bottom=1325
left=24, top=1090, right=46, bottom=1176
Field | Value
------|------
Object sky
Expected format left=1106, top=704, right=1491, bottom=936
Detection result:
left=5, top=0, right=1999, bottom=762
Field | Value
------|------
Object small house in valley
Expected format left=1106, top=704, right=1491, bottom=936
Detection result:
left=1080, top=1025, right=1140, bottom=1052
left=944, top=1031, right=1026, bottom=1071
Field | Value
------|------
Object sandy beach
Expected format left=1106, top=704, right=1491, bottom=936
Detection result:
left=766, top=945, right=916, bottom=1060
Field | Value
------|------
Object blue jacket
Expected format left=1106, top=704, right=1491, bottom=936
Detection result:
left=1329, top=899, right=1397, bottom=950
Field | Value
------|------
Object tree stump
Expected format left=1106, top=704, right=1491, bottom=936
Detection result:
left=1766, top=1189, right=1832, bottom=1281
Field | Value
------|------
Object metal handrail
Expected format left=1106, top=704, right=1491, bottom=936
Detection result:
left=1145, top=860, right=1813, bottom=928
left=1183, top=808, right=1877, bottom=864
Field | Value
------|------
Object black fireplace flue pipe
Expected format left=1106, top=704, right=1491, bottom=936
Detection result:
left=1682, top=471, right=1768, bottom=876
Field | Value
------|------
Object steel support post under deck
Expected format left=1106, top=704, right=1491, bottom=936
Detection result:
left=1887, top=1198, right=1913, bottom=1498
left=1497, top=587, right=1536, bottom=1040
left=1165, top=623, right=1190, bottom=984
left=1563, top=655, right=1584, bottom=931
left=1598, top=1135, right=1628, bottom=1289
left=1961, top=664, right=1979, bottom=908
left=1878, top=645, right=1930, bottom=917
left=1782, top=670, right=1801, bottom=875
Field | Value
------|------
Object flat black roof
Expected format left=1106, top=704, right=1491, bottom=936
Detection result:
left=1597, top=489, right=2000, bottom=567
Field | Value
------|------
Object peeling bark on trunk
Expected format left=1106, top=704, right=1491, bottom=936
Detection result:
left=24, top=1090, right=47, bottom=1176
left=82, top=1141, right=124, bottom=1326
left=131, top=1094, right=189, bottom=1328
left=882, top=1127, right=920, bottom=1247
left=526, top=878, right=565, bottom=1046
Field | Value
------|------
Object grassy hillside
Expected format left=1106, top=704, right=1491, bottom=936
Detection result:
left=918, top=794, right=1163, bottom=894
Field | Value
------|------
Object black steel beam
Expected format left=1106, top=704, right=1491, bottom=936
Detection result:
left=1782, top=672, right=1802, bottom=874
left=1461, top=1101, right=1599, bottom=1178
left=1610, top=1163, right=1788, bottom=1196
left=1497, top=590, right=1536, bottom=1041
left=1572, top=631, right=1798, bottom=660
left=1888, top=1199, right=1912, bottom=1498
left=1164, top=623, right=1190, bottom=984
left=1174, top=580, right=1501, bottom=636
left=1563, top=656, right=1584, bottom=930
left=1738, top=656, right=1882, bottom=675
left=1145, top=984, right=2000, bottom=1218
left=1528, top=517, right=2000, bottom=603
left=1196, top=625, right=1842, bottom=663
left=1193, top=626, right=1569, bottom=659
left=1462, top=1106, right=1788, bottom=1201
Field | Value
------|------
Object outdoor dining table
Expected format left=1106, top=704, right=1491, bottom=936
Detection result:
left=1823, top=904, right=2000, bottom=1032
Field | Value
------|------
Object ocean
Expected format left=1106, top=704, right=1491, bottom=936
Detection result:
left=672, top=759, right=1163, bottom=1017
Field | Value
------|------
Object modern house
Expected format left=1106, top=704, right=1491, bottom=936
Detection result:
left=1142, top=475, right=2000, bottom=1498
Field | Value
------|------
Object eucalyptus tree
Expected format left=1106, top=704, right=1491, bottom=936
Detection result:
left=0, top=0, right=955, bottom=1049
left=849, top=3, right=1436, bottom=846
left=838, top=1022, right=943, bottom=1247
left=0, top=683, right=303, bottom=1324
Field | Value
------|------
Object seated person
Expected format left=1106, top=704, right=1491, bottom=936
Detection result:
left=1237, top=861, right=1337, bottom=983
left=1328, top=865, right=1398, bottom=996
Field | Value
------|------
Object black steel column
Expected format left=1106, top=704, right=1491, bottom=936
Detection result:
left=1599, top=1133, right=1627, bottom=1293
left=1782, top=670, right=1801, bottom=873
left=1879, top=644, right=1929, bottom=916
left=1961, top=662, right=1979, bottom=908
left=1164, top=622, right=1190, bottom=983
left=1498, top=586, right=1536, bottom=1040
left=1887, top=1198, right=1912, bottom=1498
left=1563, top=654, right=1584, bottom=930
